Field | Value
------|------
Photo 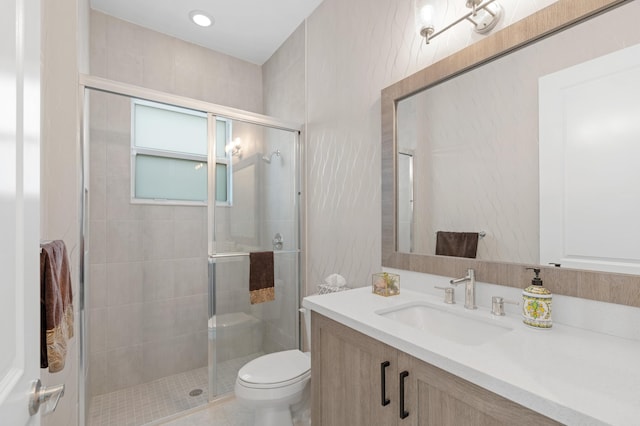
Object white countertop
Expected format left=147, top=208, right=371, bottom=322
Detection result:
left=303, top=287, right=640, bottom=426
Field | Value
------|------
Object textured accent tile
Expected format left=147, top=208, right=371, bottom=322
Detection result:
left=302, top=0, right=556, bottom=295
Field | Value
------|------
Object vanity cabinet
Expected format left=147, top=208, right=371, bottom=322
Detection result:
left=311, top=312, right=560, bottom=426
left=310, top=311, right=399, bottom=425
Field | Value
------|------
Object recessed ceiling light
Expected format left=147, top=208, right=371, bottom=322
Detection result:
left=189, top=10, right=213, bottom=27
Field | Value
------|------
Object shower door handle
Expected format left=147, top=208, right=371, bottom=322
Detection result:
left=208, top=257, right=216, bottom=318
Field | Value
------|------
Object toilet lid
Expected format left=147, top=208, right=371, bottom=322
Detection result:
left=238, top=350, right=310, bottom=388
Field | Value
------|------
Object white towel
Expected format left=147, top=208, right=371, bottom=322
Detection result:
left=324, top=273, right=346, bottom=288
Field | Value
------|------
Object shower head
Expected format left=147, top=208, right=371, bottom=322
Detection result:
left=262, top=149, right=281, bottom=164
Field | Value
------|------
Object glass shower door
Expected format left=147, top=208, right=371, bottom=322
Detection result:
left=84, top=89, right=211, bottom=425
left=207, top=118, right=300, bottom=398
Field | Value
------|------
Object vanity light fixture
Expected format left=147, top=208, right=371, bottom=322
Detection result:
left=189, top=10, right=214, bottom=28
left=415, top=0, right=503, bottom=44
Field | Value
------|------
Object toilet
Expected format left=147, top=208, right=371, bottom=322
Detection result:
left=234, top=309, right=311, bottom=426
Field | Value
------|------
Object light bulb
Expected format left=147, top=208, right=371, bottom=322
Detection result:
left=419, top=4, right=435, bottom=28
left=415, top=0, right=440, bottom=39
left=189, top=10, right=213, bottom=28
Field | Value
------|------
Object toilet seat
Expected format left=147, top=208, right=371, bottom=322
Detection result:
left=237, top=350, right=310, bottom=389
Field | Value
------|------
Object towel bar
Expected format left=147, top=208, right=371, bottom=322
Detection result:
left=208, top=249, right=300, bottom=259
left=434, top=232, right=486, bottom=238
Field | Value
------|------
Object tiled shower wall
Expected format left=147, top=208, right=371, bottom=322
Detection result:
left=87, top=90, right=209, bottom=395
left=87, top=11, right=265, bottom=396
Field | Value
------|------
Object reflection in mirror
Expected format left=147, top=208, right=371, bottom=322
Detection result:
left=395, top=0, right=640, bottom=272
left=539, top=43, right=640, bottom=275
left=397, top=150, right=414, bottom=253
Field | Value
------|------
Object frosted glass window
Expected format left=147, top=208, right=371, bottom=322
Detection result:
left=131, top=99, right=232, bottom=205
left=216, top=164, right=227, bottom=202
left=135, top=156, right=207, bottom=201
left=133, top=102, right=207, bottom=155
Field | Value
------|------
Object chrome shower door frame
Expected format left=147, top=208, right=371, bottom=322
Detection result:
left=79, top=75, right=303, bottom=422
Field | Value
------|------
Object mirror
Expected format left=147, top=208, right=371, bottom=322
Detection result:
left=382, top=0, right=640, bottom=304
left=396, top=0, right=640, bottom=268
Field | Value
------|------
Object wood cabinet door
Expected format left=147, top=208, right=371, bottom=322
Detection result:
left=311, top=312, right=399, bottom=426
left=398, top=352, right=561, bottom=426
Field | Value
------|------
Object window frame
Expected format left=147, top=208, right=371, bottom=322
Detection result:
left=129, top=99, right=233, bottom=206
left=214, top=117, right=233, bottom=207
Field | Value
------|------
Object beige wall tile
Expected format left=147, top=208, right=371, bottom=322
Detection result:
left=107, top=261, right=144, bottom=306
left=142, top=299, right=178, bottom=343
left=173, top=258, right=207, bottom=297
left=174, top=205, right=205, bottom=221
left=106, top=345, right=144, bottom=391
left=106, top=220, right=143, bottom=263
left=141, top=338, right=181, bottom=382
left=106, top=304, right=143, bottom=350
left=174, top=220, right=204, bottom=259
left=88, top=308, right=107, bottom=354
left=88, top=351, right=108, bottom=396
left=144, top=205, right=175, bottom=221
left=142, top=220, right=175, bottom=260
left=142, top=260, right=175, bottom=301
left=89, top=172, right=106, bottom=221
left=89, top=220, right=106, bottom=264
left=88, top=263, right=107, bottom=309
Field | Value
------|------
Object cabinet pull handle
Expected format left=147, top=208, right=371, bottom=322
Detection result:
left=380, top=361, right=390, bottom=406
left=399, top=370, right=409, bottom=419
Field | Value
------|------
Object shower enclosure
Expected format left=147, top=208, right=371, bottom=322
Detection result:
left=208, top=118, right=302, bottom=397
left=81, top=79, right=301, bottom=425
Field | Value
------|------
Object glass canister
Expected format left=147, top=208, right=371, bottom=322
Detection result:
left=372, top=272, right=400, bottom=297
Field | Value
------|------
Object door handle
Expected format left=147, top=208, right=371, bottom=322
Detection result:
left=380, top=361, right=390, bottom=406
left=399, top=370, right=409, bottom=419
left=29, top=379, right=65, bottom=416
left=208, top=257, right=216, bottom=318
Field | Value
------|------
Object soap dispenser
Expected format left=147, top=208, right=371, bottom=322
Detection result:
left=522, top=268, right=552, bottom=329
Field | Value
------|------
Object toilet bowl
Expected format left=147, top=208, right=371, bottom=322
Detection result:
left=234, top=309, right=311, bottom=426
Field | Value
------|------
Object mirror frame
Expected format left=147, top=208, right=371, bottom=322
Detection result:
left=381, top=0, right=640, bottom=308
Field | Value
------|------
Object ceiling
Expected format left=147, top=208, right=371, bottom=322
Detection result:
left=90, top=0, right=324, bottom=65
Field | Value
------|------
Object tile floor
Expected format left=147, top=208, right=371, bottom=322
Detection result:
left=88, top=367, right=208, bottom=426
left=88, top=353, right=263, bottom=426
left=211, top=353, right=263, bottom=396
left=157, top=393, right=310, bottom=426
left=155, top=397, right=253, bottom=426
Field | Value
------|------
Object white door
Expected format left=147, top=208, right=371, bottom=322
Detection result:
left=0, top=0, right=41, bottom=424
left=539, top=42, right=640, bottom=274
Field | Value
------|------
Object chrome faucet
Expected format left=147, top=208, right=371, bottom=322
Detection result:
left=449, top=268, right=477, bottom=310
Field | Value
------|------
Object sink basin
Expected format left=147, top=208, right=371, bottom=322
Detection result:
left=376, top=301, right=513, bottom=346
